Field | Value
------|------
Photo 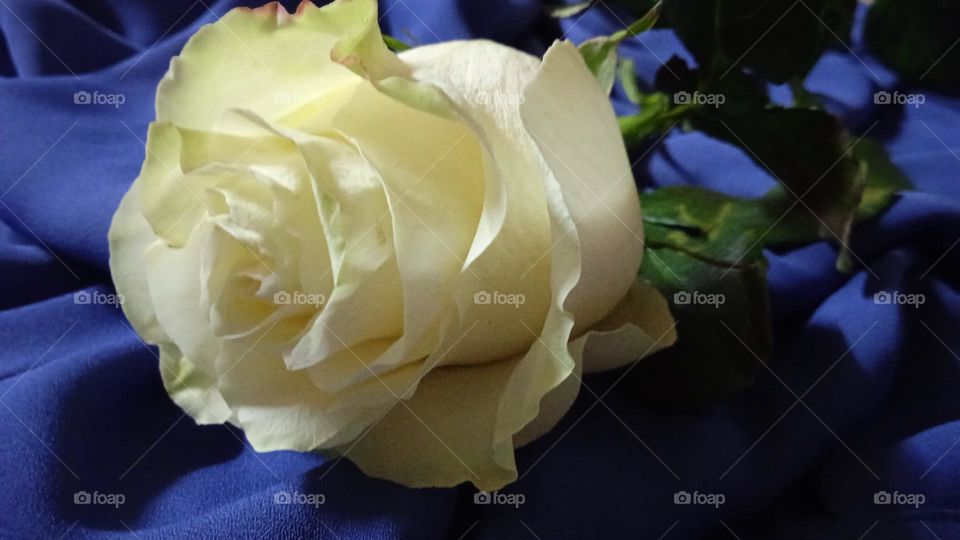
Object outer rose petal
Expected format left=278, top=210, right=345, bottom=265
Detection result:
left=109, top=128, right=234, bottom=425
left=338, top=40, right=620, bottom=489
left=392, top=40, right=674, bottom=464
left=520, top=41, right=678, bottom=373
left=515, top=280, right=679, bottom=444
left=520, top=40, right=646, bottom=337
left=108, top=178, right=163, bottom=344
left=400, top=40, right=668, bottom=373
left=213, top=315, right=392, bottom=452
left=158, top=342, right=232, bottom=425
left=398, top=41, right=556, bottom=366
left=156, top=0, right=404, bottom=134
left=577, top=279, right=678, bottom=374
left=338, top=152, right=583, bottom=489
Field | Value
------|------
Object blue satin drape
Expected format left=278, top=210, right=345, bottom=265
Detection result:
left=1, top=1, right=958, bottom=538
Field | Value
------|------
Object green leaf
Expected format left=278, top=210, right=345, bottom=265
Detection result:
left=617, top=92, right=676, bottom=145
left=629, top=183, right=819, bottom=408
left=616, top=59, right=688, bottom=146
left=686, top=106, right=861, bottom=254
left=632, top=187, right=772, bottom=408
left=640, top=186, right=813, bottom=263
left=578, top=1, right=661, bottom=93
left=603, top=0, right=662, bottom=43
left=789, top=78, right=827, bottom=109
left=630, top=247, right=771, bottom=409
left=680, top=106, right=912, bottom=268
left=851, top=138, right=912, bottom=221
left=631, top=134, right=908, bottom=407
left=548, top=1, right=593, bottom=18
left=383, top=35, right=411, bottom=52
left=617, top=58, right=645, bottom=104
left=640, top=141, right=910, bottom=257
left=607, top=0, right=913, bottom=409
left=662, top=0, right=856, bottom=83
left=865, top=0, right=960, bottom=95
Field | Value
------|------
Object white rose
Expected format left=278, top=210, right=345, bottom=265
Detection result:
left=109, top=0, right=676, bottom=490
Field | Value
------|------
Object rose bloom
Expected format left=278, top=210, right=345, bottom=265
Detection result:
left=109, top=0, right=675, bottom=490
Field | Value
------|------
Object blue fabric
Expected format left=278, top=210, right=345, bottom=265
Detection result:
left=1, top=1, right=959, bottom=538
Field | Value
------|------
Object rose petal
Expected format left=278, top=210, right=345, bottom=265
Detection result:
left=108, top=178, right=164, bottom=344
left=579, top=278, right=678, bottom=374
left=143, top=221, right=220, bottom=371
left=520, top=40, right=645, bottom=335
left=399, top=41, right=558, bottom=365
left=156, top=0, right=403, bottom=134
left=158, top=342, right=232, bottom=424
left=281, top=133, right=404, bottom=374
left=215, top=317, right=415, bottom=452
left=242, top=81, right=489, bottom=379
left=336, top=42, right=590, bottom=487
